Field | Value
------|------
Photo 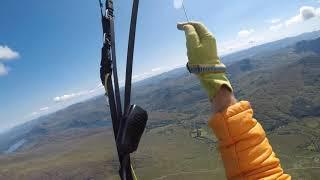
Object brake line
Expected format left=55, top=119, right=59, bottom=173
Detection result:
left=124, top=0, right=139, bottom=115
left=99, top=0, right=141, bottom=179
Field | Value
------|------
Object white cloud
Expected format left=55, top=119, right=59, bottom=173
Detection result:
left=0, top=63, right=8, bottom=76
left=317, top=8, right=320, bottom=16
left=25, top=111, right=39, bottom=119
left=300, top=6, right=319, bottom=19
left=0, top=45, right=19, bottom=76
left=31, top=112, right=39, bottom=116
left=286, top=6, right=319, bottom=26
left=151, top=67, right=162, bottom=72
left=173, top=0, right=183, bottom=9
left=268, top=18, right=281, bottom=24
left=53, top=65, right=180, bottom=103
left=219, top=40, right=251, bottom=54
left=132, top=72, right=152, bottom=81
left=219, top=6, right=320, bottom=55
left=40, top=107, right=49, bottom=111
left=53, top=84, right=104, bottom=103
left=54, top=92, right=87, bottom=102
left=0, top=46, right=19, bottom=60
left=219, top=35, right=266, bottom=55
left=269, top=23, right=284, bottom=31
left=248, top=38, right=257, bottom=44
left=25, top=106, right=51, bottom=119
left=132, top=65, right=184, bottom=82
left=286, top=15, right=302, bottom=26
left=238, top=29, right=255, bottom=38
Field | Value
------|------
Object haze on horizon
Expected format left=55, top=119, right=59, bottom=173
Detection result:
left=1, top=0, right=320, bottom=132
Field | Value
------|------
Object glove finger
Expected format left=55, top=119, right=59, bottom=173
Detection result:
left=189, top=22, right=212, bottom=40
left=177, top=22, right=187, bottom=30
left=181, top=24, right=200, bottom=49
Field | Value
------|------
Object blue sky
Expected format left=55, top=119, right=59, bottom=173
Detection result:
left=0, top=0, right=320, bottom=132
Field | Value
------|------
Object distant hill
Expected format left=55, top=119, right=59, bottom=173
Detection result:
left=295, top=37, right=320, bottom=54
left=230, top=54, right=320, bottom=131
left=0, top=31, right=320, bottom=180
left=0, top=32, right=319, bottom=155
left=0, top=97, right=110, bottom=152
left=222, top=30, right=320, bottom=64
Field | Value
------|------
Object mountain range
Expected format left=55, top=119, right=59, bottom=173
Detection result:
left=0, top=30, right=319, bottom=179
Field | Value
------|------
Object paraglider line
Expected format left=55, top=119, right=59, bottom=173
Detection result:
left=182, top=1, right=190, bottom=22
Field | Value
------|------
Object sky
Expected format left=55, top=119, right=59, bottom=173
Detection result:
left=0, top=0, right=320, bottom=132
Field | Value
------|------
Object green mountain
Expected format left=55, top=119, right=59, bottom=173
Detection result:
left=228, top=37, right=320, bottom=131
left=0, top=34, right=319, bottom=180
left=222, top=30, right=320, bottom=64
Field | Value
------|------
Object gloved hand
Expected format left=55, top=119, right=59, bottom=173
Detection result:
left=177, top=22, right=232, bottom=100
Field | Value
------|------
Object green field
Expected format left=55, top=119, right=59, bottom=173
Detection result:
left=0, top=112, right=319, bottom=179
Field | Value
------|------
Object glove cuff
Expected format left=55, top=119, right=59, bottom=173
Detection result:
left=198, top=74, right=233, bottom=99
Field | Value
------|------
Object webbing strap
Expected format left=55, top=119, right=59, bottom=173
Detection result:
left=108, top=3, right=123, bottom=126
left=99, top=0, right=137, bottom=179
left=124, top=0, right=140, bottom=115
left=121, top=0, right=140, bottom=179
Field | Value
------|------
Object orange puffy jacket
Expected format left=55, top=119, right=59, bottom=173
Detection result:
left=208, top=101, right=291, bottom=180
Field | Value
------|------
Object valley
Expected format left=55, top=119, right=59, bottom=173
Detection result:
left=0, top=33, right=319, bottom=179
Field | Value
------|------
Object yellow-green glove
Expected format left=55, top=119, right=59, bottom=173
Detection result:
left=178, top=22, right=232, bottom=99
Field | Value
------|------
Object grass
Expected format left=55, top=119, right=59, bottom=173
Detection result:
left=0, top=128, right=118, bottom=180
left=0, top=118, right=226, bottom=180
left=1, top=115, right=319, bottom=179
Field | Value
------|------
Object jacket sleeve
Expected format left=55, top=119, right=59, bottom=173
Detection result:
left=208, top=101, right=291, bottom=180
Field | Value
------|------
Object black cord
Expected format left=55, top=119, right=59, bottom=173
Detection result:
left=182, top=1, right=190, bottom=22
left=99, top=0, right=140, bottom=179
left=124, top=0, right=140, bottom=115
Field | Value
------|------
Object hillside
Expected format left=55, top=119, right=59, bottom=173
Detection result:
left=0, top=34, right=319, bottom=179
left=221, top=30, right=320, bottom=64
left=228, top=38, right=320, bottom=131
